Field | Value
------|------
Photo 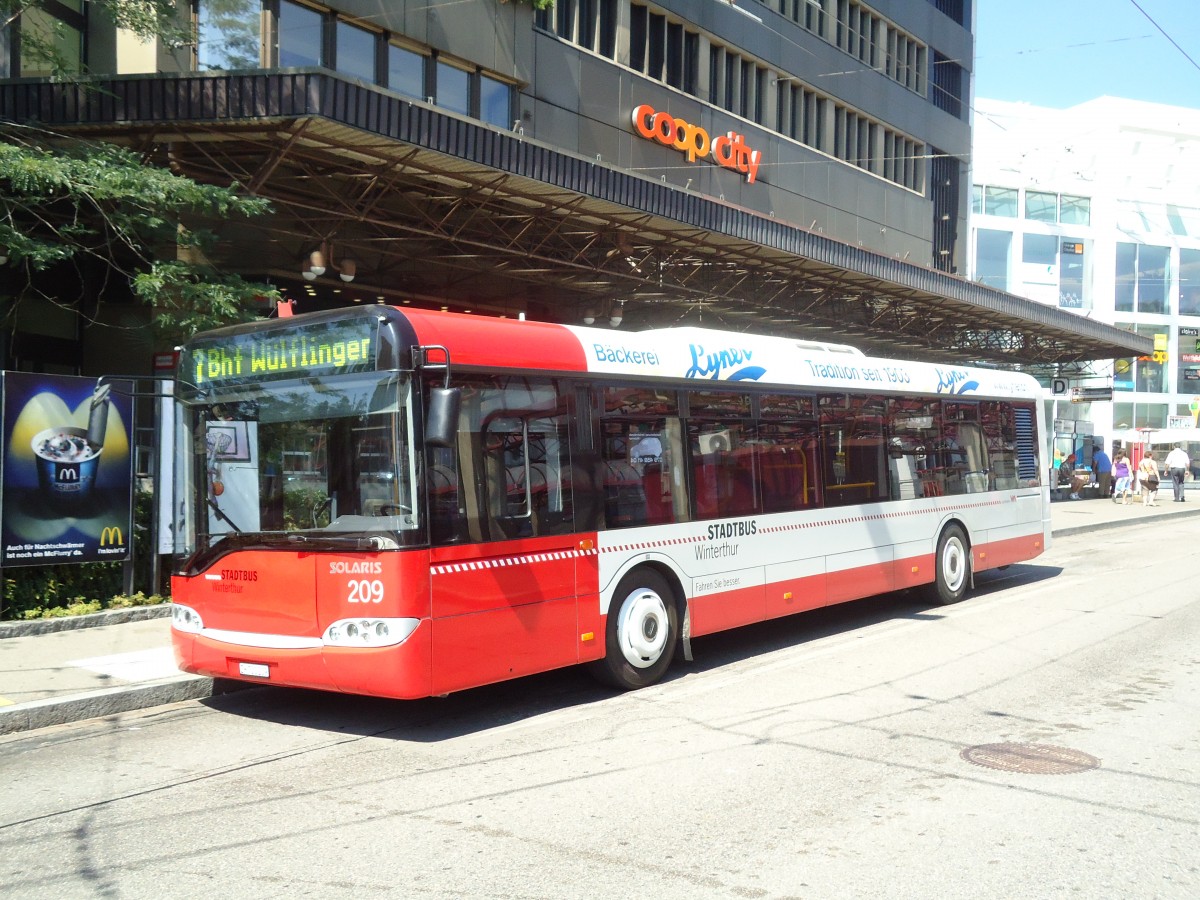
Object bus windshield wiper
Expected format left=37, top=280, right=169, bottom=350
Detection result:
left=286, top=533, right=393, bottom=551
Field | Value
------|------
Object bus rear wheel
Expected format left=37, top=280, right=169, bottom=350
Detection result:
left=928, top=524, right=970, bottom=605
left=590, top=569, right=679, bottom=690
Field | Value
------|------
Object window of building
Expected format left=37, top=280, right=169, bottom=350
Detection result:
left=1112, top=402, right=1168, bottom=430
left=1115, top=243, right=1136, bottom=313
left=1059, top=194, right=1091, bottom=226
left=536, top=0, right=618, bottom=61
left=1138, top=244, right=1172, bottom=314
left=198, top=0, right=262, bottom=70
left=435, top=58, right=470, bottom=115
left=983, top=186, right=1018, bottom=217
left=629, top=3, right=698, bottom=95
left=1060, top=239, right=1086, bottom=310
left=1114, top=323, right=1167, bottom=393
left=335, top=20, right=376, bottom=82
left=1181, top=248, right=1200, bottom=317
left=1024, top=190, right=1057, bottom=223
left=1176, top=326, right=1200, bottom=393
left=278, top=0, right=323, bottom=68
left=387, top=42, right=426, bottom=99
left=479, top=72, right=512, bottom=129
left=930, top=51, right=964, bottom=119
left=15, top=1, right=84, bottom=77
left=1020, top=233, right=1059, bottom=306
left=975, top=229, right=1011, bottom=291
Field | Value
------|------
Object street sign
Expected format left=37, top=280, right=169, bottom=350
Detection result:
left=1071, top=386, right=1113, bottom=402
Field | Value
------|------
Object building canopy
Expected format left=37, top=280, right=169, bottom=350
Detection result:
left=0, top=72, right=1151, bottom=369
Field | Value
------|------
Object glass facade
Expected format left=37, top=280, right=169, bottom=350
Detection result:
left=435, top=60, right=470, bottom=115
left=387, top=43, right=425, bottom=99
left=335, top=20, right=376, bottom=82
left=198, top=0, right=261, bottom=70
left=975, top=229, right=1011, bottom=291
left=278, top=0, right=323, bottom=68
left=17, top=6, right=83, bottom=77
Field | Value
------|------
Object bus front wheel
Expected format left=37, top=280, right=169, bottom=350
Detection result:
left=590, top=569, right=679, bottom=690
left=929, top=524, right=970, bottom=606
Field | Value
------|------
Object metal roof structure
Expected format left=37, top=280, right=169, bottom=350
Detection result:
left=0, top=71, right=1151, bottom=369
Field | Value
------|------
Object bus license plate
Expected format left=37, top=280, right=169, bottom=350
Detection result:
left=238, top=662, right=270, bottom=679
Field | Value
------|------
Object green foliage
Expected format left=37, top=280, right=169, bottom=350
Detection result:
left=1, top=491, right=169, bottom=620
left=107, top=591, right=167, bottom=610
left=284, top=486, right=332, bottom=531
left=4, top=564, right=124, bottom=619
left=0, top=125, right=278, bottom=337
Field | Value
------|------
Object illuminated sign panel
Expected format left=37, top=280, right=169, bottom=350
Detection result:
left=631, top=104, right=762, bottom=183
left=180, top=318, right=378, bottom=388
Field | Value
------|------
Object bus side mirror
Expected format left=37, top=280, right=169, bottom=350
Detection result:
left=426, top=387, right=461, bottom=448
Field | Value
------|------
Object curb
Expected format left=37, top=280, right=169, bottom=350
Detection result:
left=1051, top=503, right=1200, bottom=538
left=0, top=604, right=171, bottom=639
left=0, top=674, right=213, bottom=737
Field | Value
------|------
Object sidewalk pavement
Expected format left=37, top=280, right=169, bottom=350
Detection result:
left=4, top=494, right=1200, bottom=736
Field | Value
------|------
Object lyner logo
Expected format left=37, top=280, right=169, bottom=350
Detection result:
left=100, top=526, right=124, bottom=547
left=935, top=368, right=979, bottom=395
left=685, top=344, right=766, bottom=382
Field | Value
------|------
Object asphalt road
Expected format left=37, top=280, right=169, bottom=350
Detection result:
left=1, top=519, right=1198, bottom=899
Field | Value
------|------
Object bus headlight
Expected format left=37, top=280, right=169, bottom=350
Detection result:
left=322, top=617, right=420, bottom=648
left=171, top=603, right=204, bottom=634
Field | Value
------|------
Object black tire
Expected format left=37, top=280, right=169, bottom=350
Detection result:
left=589, top=568, right=679, bottom=690
left=928, top=524, right=971, bottom=605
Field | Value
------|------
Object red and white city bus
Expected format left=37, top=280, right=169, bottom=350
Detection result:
left=171, top=306, right=1049, bottom=698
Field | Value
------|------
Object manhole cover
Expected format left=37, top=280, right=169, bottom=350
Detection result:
left=960, top=742, right=1100, bottom=775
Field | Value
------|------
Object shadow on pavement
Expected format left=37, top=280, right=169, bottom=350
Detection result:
left=202, top=563, right=1066, bottom=742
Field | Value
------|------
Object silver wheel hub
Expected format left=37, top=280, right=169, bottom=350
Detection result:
left=616, top=588, right=669, bottom=669
left=942, top=538, right=966, bottom=593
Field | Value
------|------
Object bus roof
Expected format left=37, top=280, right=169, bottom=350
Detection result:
left=177, top=306, right=1041, bottom=401
left=400, top=308, right=1042, bottom=401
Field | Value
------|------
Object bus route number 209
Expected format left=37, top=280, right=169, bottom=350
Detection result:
left=348, top=580, right=384, bottom=603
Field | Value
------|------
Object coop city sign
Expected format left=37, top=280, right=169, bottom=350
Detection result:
left=630, top=104, right=762, bottom=184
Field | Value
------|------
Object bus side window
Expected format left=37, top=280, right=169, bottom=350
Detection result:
left=886, top=398, right=940, bottom=500
left=442, top=376, right=576, bottom=544
left=600, top=417, right=687, bottom=529
left=940, top=403, right=987, bottom=495
left=820, top=395, right=888, bottom=508
left=755, top=422, right=818, bottom=512
left=983, top=401, right=1019, bottom=490
left=689, top=422, right=757, bottom=518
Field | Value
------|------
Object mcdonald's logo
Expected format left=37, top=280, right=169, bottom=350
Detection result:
left=100, top=526, right=124, bottom=547
left=58, top=467, right=79, bottom=482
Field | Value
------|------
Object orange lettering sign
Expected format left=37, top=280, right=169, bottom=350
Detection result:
left=630, top=104, right=762, bottom=184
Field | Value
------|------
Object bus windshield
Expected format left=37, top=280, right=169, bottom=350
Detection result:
left=174, top=372, right=417, bottom=561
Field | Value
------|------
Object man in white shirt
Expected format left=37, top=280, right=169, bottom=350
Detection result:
left=1165, top=443, right=1190, bottom=502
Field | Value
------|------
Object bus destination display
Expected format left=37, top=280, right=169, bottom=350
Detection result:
left=182, top=318, right=378, bottom=388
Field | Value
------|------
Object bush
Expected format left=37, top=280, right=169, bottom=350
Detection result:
left=1, top=490, right=168, bottom=620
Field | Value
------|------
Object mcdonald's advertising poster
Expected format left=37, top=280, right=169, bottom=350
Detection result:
left=1, top=372, right=134, bottom=566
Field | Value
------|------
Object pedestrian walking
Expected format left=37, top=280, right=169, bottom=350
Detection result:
left=1165, top=442, right=1189, bottom=502
left=1112, top=450, right=1133, bottom=504
left=1092, top=443, right=1112, bottom=499
left=1138, top=453, right=1161, bottom=507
